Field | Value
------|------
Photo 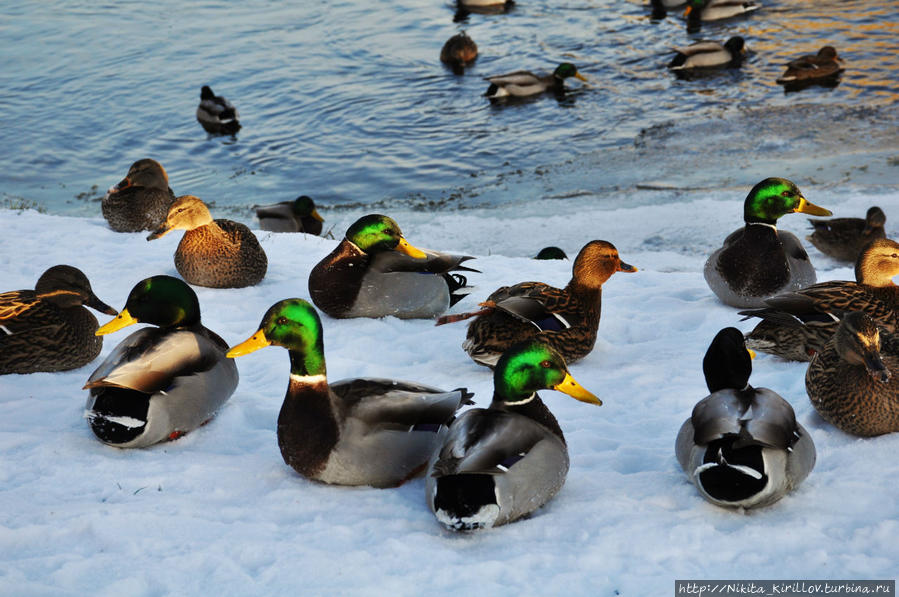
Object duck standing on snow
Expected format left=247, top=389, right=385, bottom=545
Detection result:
left=807, top=206, right=885, bottom=263
left=84, top=276, right=238, bottom=448
left=776, top=46, right=844, bottom=91
left=148, top=195, right=268, bottom=288
left=806, top=312, right=899, bottom=437
left=227, top=299, right=473, bottom=488
left=426, top=340, right=602, bottom=530
left=740, top=238, right=899, bottom=361
left=437, top=240, right=636, bottom=368
left=675, top=328, right=815, bottom=509
left=196, top=85, right=241, bottom=135
left=484, top=63, right=587, bottom=100
left=704, top=177, right=832, bottom=308
left=1, top=265, right=117, bottom=374
left=668, top=37, right=746, bottom=73
left=440, top=31, right=478, bottom=74
left=102, top=158, right=176, bottom=233
left=308, top=214, right=476, bottom=319
left=254, top=195, right=325, bottom=235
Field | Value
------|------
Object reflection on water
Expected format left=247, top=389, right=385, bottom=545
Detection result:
left=0, top=0, right=896, bottom=220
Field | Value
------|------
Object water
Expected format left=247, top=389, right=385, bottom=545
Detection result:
left=2, top=0, right=897, bottom=222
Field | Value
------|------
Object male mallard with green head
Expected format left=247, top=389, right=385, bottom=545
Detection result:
left=254, top=195, right=324, bottom=235
left=1, top=265, right=117, bottom=374
left=484, top=63, right=587, bottom=99
left=84, top=276, right=239, bottom=448
left=427, top=340, right=601, bottom=530
left=704, top=177, right=832, bottom=308
left=227, top=299, right=473, bottom=488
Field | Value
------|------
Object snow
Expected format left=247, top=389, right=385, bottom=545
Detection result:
left=1, top=185, right=897, bottom=595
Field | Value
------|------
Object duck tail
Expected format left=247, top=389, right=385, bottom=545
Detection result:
left=435, top=301, right=496, bottom=326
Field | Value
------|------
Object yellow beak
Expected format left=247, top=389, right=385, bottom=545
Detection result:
left=311, top=208, right=324, bottom=223
left=396, top=237, right=427, bottom=259
left=747, top=348, right=756, bottom=360
left=574, top=72, right=588, bottom=82
left=227, top=329, right=272, bottom=358
left=552, top=372, right=602, bottom=406
left=96, top=308, right=138, bottom=336
left=794, top=197, right=832, bottom=217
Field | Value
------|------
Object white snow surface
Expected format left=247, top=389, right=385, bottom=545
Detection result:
left=1, top=185, right=898, bottom=596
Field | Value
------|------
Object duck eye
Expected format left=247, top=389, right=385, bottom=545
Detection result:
left=277, top=317, right=288, bottom=326
left=780, top=191, right=792, bottom=198
left=540, top=360, right=552, bottom=369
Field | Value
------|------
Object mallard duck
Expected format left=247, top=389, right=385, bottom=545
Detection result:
left=740, top=238, right=899, bottom=361
left=675, top=328, right=816, bottom=509
left=684, top=0, right=759, bottom=31
left=807, top=206, right=886, bottom=263
left=308, top=214, right=475, bottom=319
left=649, top=0, right=686, bottom=20
left=147, top=195, right=268, bottom=288
left=703, top=177, right=832, bottom=309
left=0, top=266, right=117, bottom=374
left=102, top=158, right=176, bottom=232
left=534, top=246, right=568, bottom=260
left=254, top=195, right=324, bottom=235
left=776, top=46, right=844, bottom=90
left=426, top=340, right=601, bottom=530
left=456, top=0, right=514, bottom=18
left=440, top=31, right=478, bottom=75
left=227, top=299, right=473, bottom=488
left=196, top=85, right=241, bottom=135
left=484, top=63, right=587, bottom=99
left=806, top=312, right=899, bottom=437
left=437, top=240, right=636, bottom=368
left=668, top=37, right=746, bottom=72
left=84, top=276, right=239, bottom=448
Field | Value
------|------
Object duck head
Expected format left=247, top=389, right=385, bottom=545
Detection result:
left=111, top=158, right=169, bottom=193
left=855, top=238, right=899, bottom=286
left=743, top=178, right=831, bottom=225
left=96, top=275, right=201, bottom=334
left=345, top=214, right=427, bottom=258
left=35, top=265, right=117, bottom=315
left=227, top=299, right=327, bottom=377
left=553, top=63, right=588, bottom=82
left=493, top=340, right=601, bottom=406
left=292, top=195, right=324, bottom=222
left=702, top=327, right=755, bottom=393
left=147, top=195, right=214, bottom=240
left=834, top=312, right=891, bottom=382
left=571, top=240, right=637, bottom=290
left=864, top=206, right=886, bottom=233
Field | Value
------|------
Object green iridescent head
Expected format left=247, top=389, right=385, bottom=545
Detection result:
left=345, top=214, right=426, bottom=258
left=493, top=341, right=601, bottom=406
left=742, top=177, right=831, bottom=224
left=227, top=299, right=326, bottom=377
left=291, top=195, right=322, bottom=220
left=553, top=63, right=587, bottom=82
left=96, top=275, right=200, bottom=335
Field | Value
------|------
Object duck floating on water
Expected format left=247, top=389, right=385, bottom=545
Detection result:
left=668, top=37, right=747, bottom=73
left=1, top=265, right=116, bottom=374
left=197, top=85, right=241, bottom=135
left=704, top=177, right=832, bottom=308
left=484, top=63, right=587, bottom=100
left=776, top=46, right=844, bottom=92
left=227, top=299, right=473, bottom=488
left=427, top=340, right=601, bottom=530
left=84, top=276, right=239, bottom=448
left=675, top=328, right=816, bottom=509
left=440, top=31, right=478, bottom=75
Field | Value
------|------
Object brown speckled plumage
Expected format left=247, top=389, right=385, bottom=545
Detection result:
left=806, top=312, right=899, bottom=437
left=148, top=195, right=267, bottom=288
left=453, top=240, right=636, bottom=368
left=807, top=206, right=886, bottom=263
left=102, top=159, right=176, bottom=232
left=742, top=238, right=899, bottom=361
left=0, top=265, right=116, bottom=374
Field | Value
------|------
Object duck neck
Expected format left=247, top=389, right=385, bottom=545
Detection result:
left=279, top=368, right=338, bottom=479
left=492, top=392, right=566, bottom=443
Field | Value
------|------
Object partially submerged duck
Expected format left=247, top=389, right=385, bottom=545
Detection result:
left=440, top=31, right=478, bottom=74
left=675, top=328, right=815, bottom=509
left=0, top=265, right=117, bottom=374
left=227, top=299, right=473, bottom=488
left=426, top=340, right=601, bottom=530
left=806, top=312, right=899, bottom=437
left=704, top=177, right=832, bottom=308
left=308, top=214, right=476, bottom=319
left=484, top=63, right=587, bottom=100
left=197, top=85, right=241, bottom=135
left=254, top=195, right=324, bottom=235
left=807, top=206, right=885, bottom=263
left=741, top=238, right=899, bottom=361
left=102, top=158, right=176, bottom=233
left=668, top=37, right=746, bottom=72
left=84, top=276, right=238, bottom=448
left=438, top=240, right=636, bottom=368
left=776, top=46, right=844, bottom=91
left=148, top=195, right=268, bottom=288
